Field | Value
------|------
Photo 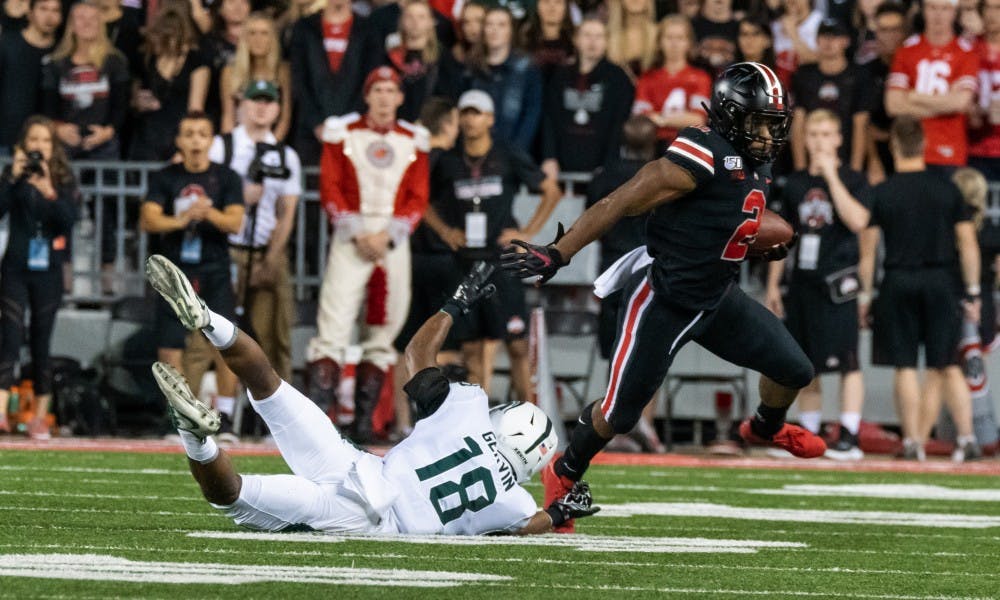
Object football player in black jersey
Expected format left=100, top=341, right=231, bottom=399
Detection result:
left=502, top=62, right=826, bottom=533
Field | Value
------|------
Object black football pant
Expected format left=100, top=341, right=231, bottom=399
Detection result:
left=598, top=273, right=814, bottom=434
left=0, top=267, right=64, bottom=395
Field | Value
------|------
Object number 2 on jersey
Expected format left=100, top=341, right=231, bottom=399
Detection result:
left=721, top=189, right=766, bottom=261
left=415, top=437, right=498, bottom=525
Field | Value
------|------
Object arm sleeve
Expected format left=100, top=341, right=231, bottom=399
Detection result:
left=510, top=147, right=546, bottom=193
left=108, top=55, right=130, bottom=132
left=402, top=367, right=450, bottom=421
left=663, top=126, right=716, bottom=184
left=41, top=183, right=79, bottom=235
left=290, top=21, right=323, bottom=131
left=145, top=170, right=168, bottom=208
left=393, top=149, right=430, bottom=231
left=887, top=47, right=912, bottom=90
left=512, top=62, right=543, bottom=151
left=319, top=139, right=361, bottom=238
left=40, top=60, right=61, bottom=119
left=281, top=147, right=304, bottom=197
left=953, top=50, right=980, bottom=93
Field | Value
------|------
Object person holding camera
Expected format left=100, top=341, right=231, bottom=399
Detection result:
left=140, top=111, right=245, bottom=438
left=0, top=115, right=78, bottom=438
left=182, top=80, right=301, bottom=400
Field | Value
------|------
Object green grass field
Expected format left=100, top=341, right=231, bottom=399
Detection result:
left=0, top=449, right=998, bottom=599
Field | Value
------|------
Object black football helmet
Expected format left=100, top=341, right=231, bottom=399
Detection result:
left=706, top=61, right=791, bottom=163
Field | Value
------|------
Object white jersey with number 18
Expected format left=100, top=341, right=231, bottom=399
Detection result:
left=381, top=382, right=538, bottom=535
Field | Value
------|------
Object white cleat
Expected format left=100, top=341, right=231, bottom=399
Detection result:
left=152, top=361, right=220, bottom=440
left=145, top=254, right=209, bottom=330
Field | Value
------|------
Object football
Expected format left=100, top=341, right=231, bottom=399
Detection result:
left=749, top=209, right=794, bottom=254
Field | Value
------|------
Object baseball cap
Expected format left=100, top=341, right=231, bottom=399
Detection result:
left=243, top=79, right=279, bottom=102
left=457, top=90, right=495, bottom=114
left=817, top=18, right=849, bottom=37
left=363, top=66, right=402, bottom=95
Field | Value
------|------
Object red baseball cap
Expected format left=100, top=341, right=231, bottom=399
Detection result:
left=363, top=66, right=402, bottom=96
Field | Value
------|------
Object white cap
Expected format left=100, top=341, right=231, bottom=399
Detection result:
left=458, top=90, right=495, bottom=114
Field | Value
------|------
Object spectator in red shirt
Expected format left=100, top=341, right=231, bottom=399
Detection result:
left=885, top=0, right=979, bottom=172
left=970, top=0, right=1000, bottom=180
left=631, top=14, right=711, bottom=146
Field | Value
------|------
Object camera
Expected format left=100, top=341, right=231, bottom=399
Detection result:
left=23, top=150, right=45, bottom=178
left=246, top=143, right=291, bottom=184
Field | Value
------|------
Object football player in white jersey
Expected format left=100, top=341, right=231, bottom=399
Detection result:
left=145, top=255, right=599, bottom=535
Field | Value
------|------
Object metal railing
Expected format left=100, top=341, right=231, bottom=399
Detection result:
left=18, top=162, right=594, bottom=303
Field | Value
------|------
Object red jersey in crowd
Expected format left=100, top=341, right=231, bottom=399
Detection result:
left=970, top=38, right=1000, bottom=159
left=632, top=65, right=711, bottom=142
left=323, top=16, right=354, bottom=73
left=888, top=34, right=980, bottom=166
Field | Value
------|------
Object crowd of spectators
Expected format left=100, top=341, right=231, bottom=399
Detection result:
left=1, top=0, right=999, bottom=455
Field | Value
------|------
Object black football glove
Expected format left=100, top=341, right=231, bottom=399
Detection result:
left=545, top=480, right=601, bottom=527
left=500, top=223, right=567, bottom=285
left=753, top=232, right=799, bottom=262
left=441, top=261, right=497, bottom=319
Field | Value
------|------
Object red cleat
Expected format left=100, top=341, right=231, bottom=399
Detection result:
left=541, top=453, right=576, bottom=533
left=739, top=419, right=826, bottom=458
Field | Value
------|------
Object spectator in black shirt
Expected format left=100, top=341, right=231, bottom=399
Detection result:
left=692, top=0, right=738, bottom=75
left=204, top=0, right=250, bottom=128
left=790, top=18, right=871, bottom=173
left=452, top=0, right=485, bottom=65
left=129, top=4, right=210, bottom=161
left=289, top=0, right=378, bottom=164
left=140, top=111, right=244, bottom=434
left=859, top=117, right=982, bottom=462
left=541, top=18, right=634, bottom=180
left=864, top=2, right=908, bottom=184
left=1, top=0, right=28, bottom=31
left=98, top=0, right=141, bottom=63
left=519, top=0, right=574, bottom=80
left=368, top=0, right=457, bottom=57
left=41, top=0, right=129, bottom=159
left=422, top=90, right=561, bottom=401
left=383, top=0, right=461, bottom=122
left=0, top=116, right=78, bottom=439
left=851, top=0, right=881, bottom=65
left=0, top=0, right=61, bottom=155
left=735, top=16, right=776, bottom=69
left=766, top=109, right=871, bottom=460
left=587, top=115, right=666, bottom=453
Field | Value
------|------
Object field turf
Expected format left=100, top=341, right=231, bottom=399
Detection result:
left=0, top=447, right=998, bottom=599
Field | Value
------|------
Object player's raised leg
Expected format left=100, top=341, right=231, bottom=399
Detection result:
left=146, top=254, right=365, bottom=484
left=694, top=287, right=825, bottom=458
left=152, top=361, right=240, bottom=505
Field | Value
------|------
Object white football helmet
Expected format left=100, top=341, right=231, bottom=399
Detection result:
left=489, top=401, right=559, bottom=484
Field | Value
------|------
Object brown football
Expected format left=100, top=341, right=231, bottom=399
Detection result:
left=750, top=209, right=794, bottom=254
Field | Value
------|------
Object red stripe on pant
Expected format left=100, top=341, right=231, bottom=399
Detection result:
left=601, top=280, right=653, bottom=419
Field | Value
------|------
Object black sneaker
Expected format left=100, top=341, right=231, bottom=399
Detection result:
left=824, top=427, right=864, bottom=461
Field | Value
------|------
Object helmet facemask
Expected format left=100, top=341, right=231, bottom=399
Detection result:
left=738, top=109, right=791, bottom=163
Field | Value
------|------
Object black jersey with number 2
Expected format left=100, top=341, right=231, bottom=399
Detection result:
left=648, top=125, right=773, bottom=311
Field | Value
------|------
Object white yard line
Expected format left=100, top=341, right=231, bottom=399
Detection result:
left=188, top=530, right=807, bottom=554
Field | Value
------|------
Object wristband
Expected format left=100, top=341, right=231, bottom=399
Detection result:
left=857, top=291, right=872, bottom=305
left=966, top=284, right=981, bottom=297
left=439, top=303, right=462, bottom=320
left=545, top=505, right=566, bottom=527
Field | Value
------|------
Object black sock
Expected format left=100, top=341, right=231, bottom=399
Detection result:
left=556, top=402, right=611, bottom=481
left=751, top=403, right=788, bottom=439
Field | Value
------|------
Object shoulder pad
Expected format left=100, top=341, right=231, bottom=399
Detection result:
left=398, top=120, right=430, bottom=152
left=321, top=113, right=361, bottom=144
left=902, top=35, right=921, bottom=48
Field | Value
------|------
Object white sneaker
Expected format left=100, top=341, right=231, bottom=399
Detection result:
left=152, top=362, right=220, bottom=440
left=145, top=255, right=209, bottom=330
left=952, top=436, right=982, bottom=463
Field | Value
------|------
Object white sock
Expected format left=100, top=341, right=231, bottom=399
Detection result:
left=957, top=434, right=978, bottom=446
left=798, top=410, right=822, bottom=434
left=840, top=412, right=861, bottom=436
left=202, top=310, right=237, bottom=349
left=178, top=430, right=219, bottom=464
left=215, top=395, right=236, bottom=417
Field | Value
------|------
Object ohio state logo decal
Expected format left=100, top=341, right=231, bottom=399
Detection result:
left=366, top=140, right=395, bottom=168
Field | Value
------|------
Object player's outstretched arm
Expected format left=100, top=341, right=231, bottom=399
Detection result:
left=502, top=159, right=696, bottom=283
left=404, top=262, right=497, bottom=375
left=516, top=480, right=601, bottom=535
